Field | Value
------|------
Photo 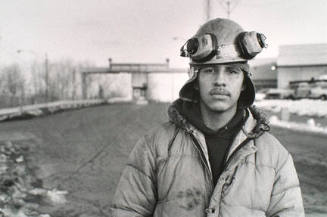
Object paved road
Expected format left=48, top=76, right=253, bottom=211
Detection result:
left=271, top=127, right=327, bottom=215
left=0, top=103, right=325, bottom=216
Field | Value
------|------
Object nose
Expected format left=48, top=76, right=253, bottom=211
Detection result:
left=212, top=68, right=226, bottom=86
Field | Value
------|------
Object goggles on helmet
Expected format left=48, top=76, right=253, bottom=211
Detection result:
left=180, top=31, right=267, bottom=63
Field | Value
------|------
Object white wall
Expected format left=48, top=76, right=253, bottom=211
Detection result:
left=147, top=71, right=188, bottom=102
left=86, top=73, right=132, bottom=99
left=82, top=70, right=189, bottom=102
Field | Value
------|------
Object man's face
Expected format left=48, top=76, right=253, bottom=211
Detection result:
left=197, top=63, right=245, bottom=113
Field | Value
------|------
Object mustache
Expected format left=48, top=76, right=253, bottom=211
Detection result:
left=209, top=88, right=231, bottom=96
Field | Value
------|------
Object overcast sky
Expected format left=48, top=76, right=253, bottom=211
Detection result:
left=1, top=0, right=326, bottom=68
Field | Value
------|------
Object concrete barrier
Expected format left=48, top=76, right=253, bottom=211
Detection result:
left=0, top=99, right=106, bottom=122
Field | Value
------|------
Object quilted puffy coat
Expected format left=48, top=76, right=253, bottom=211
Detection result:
left=111, top=106, right=305, bottom=217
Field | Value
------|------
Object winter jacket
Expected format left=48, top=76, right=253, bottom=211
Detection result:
left=111, top=105, right=305, bottom=217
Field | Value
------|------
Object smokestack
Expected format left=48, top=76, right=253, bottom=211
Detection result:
left=165, top=58, right=170, bottom=68
left=108, top=58, right=112, bottom=69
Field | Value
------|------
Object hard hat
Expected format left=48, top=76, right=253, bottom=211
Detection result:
left=180, top=18, right=267, bottom=65
left=179, top=18, right=267, bottom=107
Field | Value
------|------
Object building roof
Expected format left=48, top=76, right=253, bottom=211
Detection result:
left=277, top=44, right=327, bottom=66
left=81, top=66, right=187, bottom=74
left=110, top=63, right=169, bottom=72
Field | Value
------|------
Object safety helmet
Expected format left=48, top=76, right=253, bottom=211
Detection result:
left=179, top=18, right=267, bottom=107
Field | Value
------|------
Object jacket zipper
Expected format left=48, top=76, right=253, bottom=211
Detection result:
left=190, top=133, right=253, bottom=187
left=190, top=133, right=213, bottom=187
left=222, top=137, right=251, bottom=172
left=191, top=131, right=255, bottom=216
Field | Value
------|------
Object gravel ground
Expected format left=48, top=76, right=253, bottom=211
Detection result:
left=270, top=127, right=327, bottom=215
left=0, top=102, right=325, bottom=216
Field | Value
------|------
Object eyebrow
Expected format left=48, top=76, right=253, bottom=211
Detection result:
left=200, top=67, right=214, bottom=71
left=225, top=65, right=242, bottom=71
left=199, top=64, right=244, bottom=71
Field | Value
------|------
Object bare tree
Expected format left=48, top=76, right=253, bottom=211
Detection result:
left=0, top=64, right=25, bottom=107
left=0, top=59, right=96, bottom=107
left=48, top=59, right=75, bottom=100
left=30, top=60, right=45, bottom=103
left=30, top=58, right=83, bottom=102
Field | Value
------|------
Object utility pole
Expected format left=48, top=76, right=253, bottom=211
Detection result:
left=82, top=72, right=87, bottom=99
left=72, top=68, right=76, bottom=100
left=45, top=53, right=49, bottom=102
left=205, top=0, right=211, bottom=21
left=218, top=0, right=241, bottom=18
left=227, top=0, right=231, bottom=18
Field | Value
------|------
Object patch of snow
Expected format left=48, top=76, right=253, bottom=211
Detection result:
left=268, top=116, right=327, bottom=134
left=46, top=189, right=68, bottom=204
left=255, top=93, right=266, bottom=101
left=255, top=99, right=327, bottom=117
left=307, top=118, right=316, bottom=127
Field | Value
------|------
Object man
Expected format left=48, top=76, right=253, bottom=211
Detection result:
left=111, top=18, right=305, bottom=217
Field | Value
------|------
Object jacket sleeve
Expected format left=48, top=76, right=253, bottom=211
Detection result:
left=266, top=152, right=305, bottom=217
left=111, top=135, right=157, bottom=217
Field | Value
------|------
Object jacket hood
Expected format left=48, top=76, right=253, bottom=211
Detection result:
left=168, top=100, right=270, bottom=139
left=179, top=64, right=256, bottom=108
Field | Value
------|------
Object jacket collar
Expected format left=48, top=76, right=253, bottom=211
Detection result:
left=168, top=101, right=270, bottom=139
left=168, top=101, right=271, bottom=188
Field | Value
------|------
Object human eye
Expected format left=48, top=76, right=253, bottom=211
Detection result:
left=201, top=67, right=215, bottom=74
left=226, top=66, right=242, bottom=74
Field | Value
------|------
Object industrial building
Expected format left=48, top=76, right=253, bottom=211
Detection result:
left=277, top=44, right=327, bottom=88
left=250, top=58, right=277, bottom=90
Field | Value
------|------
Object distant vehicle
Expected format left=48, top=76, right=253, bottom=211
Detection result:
left=265, top=88, right=295, bottom=99
left=316, top=74, right=327, bottom=80
left=290, top=76, right=327, bottom=100
left=293, top=82, right=311, bottom=99
left=309, top=86, right=327, bottom=100
left=263, top=75, right=327, bottom=100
